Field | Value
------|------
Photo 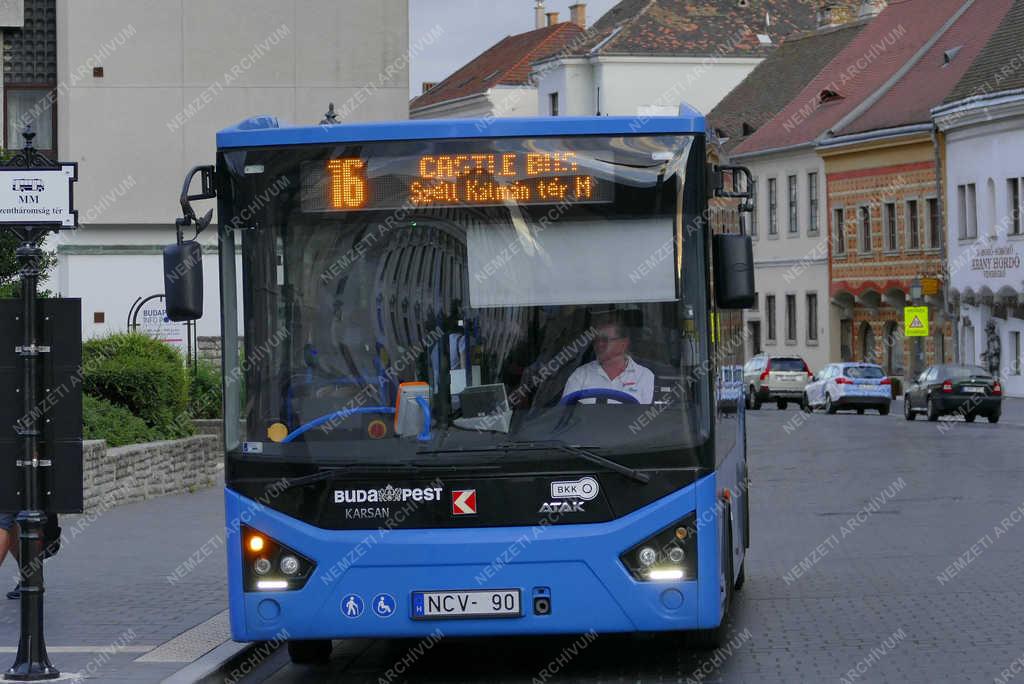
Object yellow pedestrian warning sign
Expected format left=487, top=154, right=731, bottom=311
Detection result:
left=904, top=306, right=929, bottom=337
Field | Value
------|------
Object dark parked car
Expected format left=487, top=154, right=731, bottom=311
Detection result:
left=904, top=364, right=1002, bottom=423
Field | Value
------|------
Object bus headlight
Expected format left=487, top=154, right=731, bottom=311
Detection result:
left=280, top=555, right=300, bottom=576
left=620, top=512, right=698, bottom=581
left=241, top=526, right=315, bottom=592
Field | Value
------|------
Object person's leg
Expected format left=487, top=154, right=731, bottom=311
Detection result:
left=6, top=522, right=20, bottom=599
left=0, top=527, right=9, bottom=568
left=8, top=522, right=18, bottom=562
left=0, top=514, right=14, bottom=568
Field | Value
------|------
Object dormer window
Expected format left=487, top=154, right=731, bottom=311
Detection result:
left=943, top=46, right=963, bottom=65
left=819, top=89, right=843, bottom=104
left=742, top=122, right=756, bottom=136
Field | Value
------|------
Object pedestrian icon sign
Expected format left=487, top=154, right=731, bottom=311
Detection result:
left=372, top=593, right=397, bottom=618
left=341, top=593, right=364, bottom=618
left=904, top=306, right=929, bottom=337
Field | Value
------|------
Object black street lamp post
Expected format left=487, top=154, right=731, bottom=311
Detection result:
left=4, top=126, right=60, bottom=682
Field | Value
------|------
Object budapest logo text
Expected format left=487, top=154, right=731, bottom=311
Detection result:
left=334, top=485, right=443, bottom=504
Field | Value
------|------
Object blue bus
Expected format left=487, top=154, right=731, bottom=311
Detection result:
left=164, top=111, right=755, bottom=664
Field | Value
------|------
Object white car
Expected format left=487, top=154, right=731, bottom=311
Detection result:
left=802, top=362, right=892, bottom=415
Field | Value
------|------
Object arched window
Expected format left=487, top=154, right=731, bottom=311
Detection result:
left=963, top=318, right=976, bottom=365
left=860, top=322, right=876, bottom=363
left=884, top=321, right=904, bottom=376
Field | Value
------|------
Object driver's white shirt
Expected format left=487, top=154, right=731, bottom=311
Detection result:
left=562, top=357, right=655, bottom=404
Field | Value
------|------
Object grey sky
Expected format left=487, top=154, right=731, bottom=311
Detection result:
left=409, top=0, right=620, bottom=99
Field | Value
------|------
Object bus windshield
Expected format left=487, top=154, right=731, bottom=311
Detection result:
left=226, top=133, right=710, bottom=469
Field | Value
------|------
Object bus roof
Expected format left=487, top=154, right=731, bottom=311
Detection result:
left=216, top=112, right=706, bottom=149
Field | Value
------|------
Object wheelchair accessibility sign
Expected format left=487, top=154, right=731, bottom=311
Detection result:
left=372, top=593, right=397, bottom=618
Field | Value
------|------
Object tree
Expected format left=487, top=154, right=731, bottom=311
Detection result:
left=0, top=231, right=56, bottom=298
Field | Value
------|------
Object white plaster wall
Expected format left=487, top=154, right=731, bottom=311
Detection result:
left=945, top=112, right=1024, bottom=395
left=739, top=148, right=832, bottom=372
left=534, top=58, right=593, bottom=116
left=52, top=0, right=409, bottom=340
left=487, top=87, right=540, bottom=118
left=594, top=59, right=760, bottom=116
left=409, top=94, right=493, bottom=119
left=58, top=0, right=409, bottom=225
left=59, top=249, right=242, bottom=340
left=945, top=116, right=1024, bottom=301
left=411, top=87, right=539, bottom=120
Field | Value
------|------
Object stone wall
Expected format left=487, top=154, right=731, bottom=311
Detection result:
left=82, top=435, right=220, bottom=513
left=197, top=336, right=222, bottom=365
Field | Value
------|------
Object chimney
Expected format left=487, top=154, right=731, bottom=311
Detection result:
left=816, top=1, right=853, bottom=28
left=569, top=3, right=586, bottom=28
left=535, top=1, right=545, bottom=29
left=546, top=11, right=559, bottom=26
left=421, top=82, right=437, bottom=94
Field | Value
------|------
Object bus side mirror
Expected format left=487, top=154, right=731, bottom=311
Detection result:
left=713, top=233, right=755, bottom=309
left=163, top=240, right=204, bottom=321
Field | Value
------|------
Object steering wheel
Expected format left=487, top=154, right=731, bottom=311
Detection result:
left=559, top=388, right=639, bottom=406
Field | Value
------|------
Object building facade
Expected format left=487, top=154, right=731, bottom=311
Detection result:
left=711, top=18, right=868, bottom=370
left=938, top=96, right=1024, bottom=393
left=409, top=9, right=583, bottom=120
left=819, top=132, right=948, bottom=375
left=730, top=0, right=1012, bottom=381
left=740, top=149, right=832, bottom=371
left=3, top=0, right=410, bottom=340
left=533, top=0, right=860, bottom=118
left=933, top=0, right=1024, bottom=395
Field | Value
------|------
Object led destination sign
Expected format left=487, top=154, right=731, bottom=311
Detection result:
left=301, top=149, right=614, bottom=212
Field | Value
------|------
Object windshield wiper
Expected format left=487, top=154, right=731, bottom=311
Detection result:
left=278, top=465, right=396, bottom=490
left=497, top=441, right=650, bottom=484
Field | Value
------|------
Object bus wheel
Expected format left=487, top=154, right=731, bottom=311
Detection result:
left=287, top=640, right=333, bottom=664
left=688, top=527, right=733, bottom=650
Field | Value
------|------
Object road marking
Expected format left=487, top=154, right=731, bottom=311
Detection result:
left=0, top=646, right=155, bottom=653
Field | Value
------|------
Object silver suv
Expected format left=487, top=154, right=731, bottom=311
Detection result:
left=743, top=354, right=813, bottom=410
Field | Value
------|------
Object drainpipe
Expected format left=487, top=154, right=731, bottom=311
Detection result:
left=932, top=124, right=958, bottom=364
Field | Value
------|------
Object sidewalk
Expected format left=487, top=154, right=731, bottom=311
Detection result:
left=0, top=479, right=229, bottom=682
left=997, top=396, right=1024, bottom=425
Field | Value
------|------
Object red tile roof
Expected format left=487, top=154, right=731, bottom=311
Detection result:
left=840, top=0, right=1014, bottom=134
left=410, top=22, right=584, bottom=112
left=732, top=0, right=968, bottom=156
left=567, top=0, right=862, bottom=58
left=708, top=21, right=868, bottom=152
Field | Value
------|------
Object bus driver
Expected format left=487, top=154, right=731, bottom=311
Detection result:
left=562, top=320, right=654, bottom=404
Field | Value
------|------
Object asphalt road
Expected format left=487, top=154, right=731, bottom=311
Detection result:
left=239, top=403, right=1024, bottom=683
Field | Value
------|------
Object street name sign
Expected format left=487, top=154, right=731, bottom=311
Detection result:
left=0, top=164, right=78, bottom=227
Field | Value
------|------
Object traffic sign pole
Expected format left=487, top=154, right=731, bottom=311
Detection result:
left=5, top=229, right=58, bottom=682
left=1, top=126, right=76, bottom=682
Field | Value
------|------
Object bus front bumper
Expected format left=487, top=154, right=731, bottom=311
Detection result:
left=223, top=475, right=723, bottom=640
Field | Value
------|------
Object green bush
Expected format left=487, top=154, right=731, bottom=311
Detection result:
left=189, top=359, right=223, bottom=419
left=83, top=394, right=155, bottom=447
left=82, top=333, right=193, bottom=439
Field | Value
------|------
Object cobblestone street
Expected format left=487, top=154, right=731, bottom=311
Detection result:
left=245, top=403, right=1024, bottom=683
